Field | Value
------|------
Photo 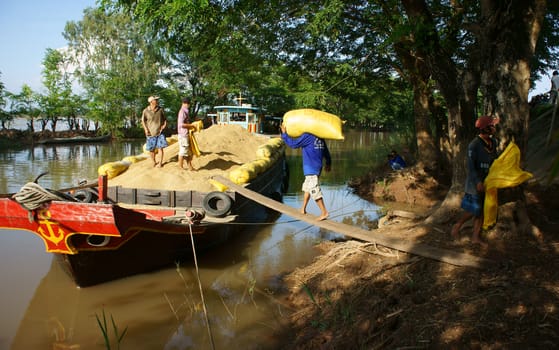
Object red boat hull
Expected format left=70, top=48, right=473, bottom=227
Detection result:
left=0, top=155, right=287, bottom=287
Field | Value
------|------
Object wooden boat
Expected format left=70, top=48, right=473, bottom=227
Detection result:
left=36, top=134, right=111, bottom=145
left=0, top=129, right=288, bottom=287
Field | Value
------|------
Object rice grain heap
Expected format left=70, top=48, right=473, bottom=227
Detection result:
left=106, top=125, right=277, bottom=192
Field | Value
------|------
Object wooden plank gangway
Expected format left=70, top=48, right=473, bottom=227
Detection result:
left=214, top=175, right=490, bottom=268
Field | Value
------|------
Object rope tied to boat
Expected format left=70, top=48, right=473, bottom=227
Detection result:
left=12, top=182, right=69, bottom=222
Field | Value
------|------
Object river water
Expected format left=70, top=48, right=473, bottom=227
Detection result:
left=0, top=129, right=405, bottom=349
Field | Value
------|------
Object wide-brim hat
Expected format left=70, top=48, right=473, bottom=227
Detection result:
left=148, top=95, right=160, bottom=103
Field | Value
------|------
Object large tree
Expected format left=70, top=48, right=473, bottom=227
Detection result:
left=0, top=72, right=11, bottom=130
left=251, top=0, right=552, bottom=219
left=64, top=7, right=163, bottom=132
left=40, top=48, right=77, bottom=132
left=102, top=1, right=556, bottom=193
left=392, top=0, right=548, bottom=223
left=10, top=84, right=41, bottom=132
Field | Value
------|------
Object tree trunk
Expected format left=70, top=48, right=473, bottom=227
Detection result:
left=413, top=84, right=440, bottom=174
left=401, top=0, right=477, bottom=224
left=393, top=43, right=440, bottom=175
left=401, top=0, right=546, bottom=225
left=478, top=0, right=546, bottom=157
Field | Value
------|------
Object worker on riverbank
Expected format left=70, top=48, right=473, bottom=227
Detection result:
left=280, top=124, right=332, bottom=221
left=387, top=150, right=407, bottom=170
left=451, top=115, right=500, bottom=247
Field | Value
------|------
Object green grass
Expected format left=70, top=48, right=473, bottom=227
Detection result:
left=95, top=308, right=128, bottom=350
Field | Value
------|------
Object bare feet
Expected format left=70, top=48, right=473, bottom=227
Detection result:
left=153, top=161, right=158, bottom=167
left=317, top=213, right=329, bottom=221
left=157, top=162, right=164, bottom=168
left=471, top=237, right=488, bottom=249
left=451, top=223, right=461, bottom=239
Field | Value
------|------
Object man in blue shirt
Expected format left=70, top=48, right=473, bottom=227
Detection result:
left=451, top=115, right=500, bottom=247
left=280, top=125, right=332, bottom=220
left=388, top=150, right=407, bottom=170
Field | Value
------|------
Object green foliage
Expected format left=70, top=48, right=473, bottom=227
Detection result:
left=40, top=49, right=78, bottom=131
left=0, top=72, right=11, bottom=129
left=0, top=0, right=556, bottom=154
left=530, top=1, right=559, bottom=84
left=97, top=0, right=412, bottom=129
left=64, top=7, right=163, bottom=131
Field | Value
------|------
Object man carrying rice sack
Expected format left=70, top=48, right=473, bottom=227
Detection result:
left=280, top=123, right=332, bottom=221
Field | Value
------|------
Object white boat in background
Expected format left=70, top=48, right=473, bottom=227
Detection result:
left=214, top=104, right=263, bottom=133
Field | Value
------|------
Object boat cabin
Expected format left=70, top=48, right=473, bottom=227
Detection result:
left=214, top=104, right=263, bottom=133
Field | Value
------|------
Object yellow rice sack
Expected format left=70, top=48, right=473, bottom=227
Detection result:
left=242, top=161, right=261, bottom=175
left=283, top=109, right=344, bottom=140
left=98, top=161, right=131, bottom=179
left=267, top=137, right=284, bottom=147
left=229, top=166, right=255, bottom=184
left=256, top=144, right=275, bottom=159
left=122, top=154, right=149, bottom=163
left=252, top=158, right=272, bottom=174
left=208, top=179, right=228, bottom=192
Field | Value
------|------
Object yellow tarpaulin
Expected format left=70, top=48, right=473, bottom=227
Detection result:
left=483, top=141, right=533, bottom=229
left=189, top=130, right=201, bottom=157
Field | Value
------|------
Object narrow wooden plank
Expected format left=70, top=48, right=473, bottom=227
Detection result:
left=214, top=175, right=490, bottom=268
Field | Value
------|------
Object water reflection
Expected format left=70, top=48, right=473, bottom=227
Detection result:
left=0, top=141, right=144, bottom=193
left=0, top=130, right=404, bottom=349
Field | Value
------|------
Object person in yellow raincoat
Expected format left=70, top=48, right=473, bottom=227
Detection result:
left=451, top=115, right=500, bottom=247
left=482, top=140, right=533, bottom=230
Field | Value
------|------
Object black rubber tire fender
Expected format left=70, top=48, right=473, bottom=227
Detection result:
left=48, top=189, right=78, bottom=202
left=73, top=189, right=94, bottom=203
left=202, top=191, right=233, bottom=217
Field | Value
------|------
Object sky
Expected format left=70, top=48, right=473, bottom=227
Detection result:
left=0, top=0, right=97, bottom=93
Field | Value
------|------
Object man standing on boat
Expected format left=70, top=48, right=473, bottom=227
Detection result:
left=177, top=97, right=195, bottom=170
left=142, top=95, right=168, bottom=168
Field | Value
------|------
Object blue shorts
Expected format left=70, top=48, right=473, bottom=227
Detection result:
left=460, top=193, right=484, bottom=217
left=146, top=134, right=168, bottom=151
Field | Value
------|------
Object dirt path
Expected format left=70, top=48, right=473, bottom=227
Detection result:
left=274, top=107, right=559, bottom=350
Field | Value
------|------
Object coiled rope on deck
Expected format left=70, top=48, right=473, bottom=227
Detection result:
left=12, top=182, right=68, bottom=211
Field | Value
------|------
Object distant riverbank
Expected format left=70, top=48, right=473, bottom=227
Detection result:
left=0, top=128, right=145, bottom=148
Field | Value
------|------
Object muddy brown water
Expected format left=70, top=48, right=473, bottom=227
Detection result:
left=0, top=130, right=404, bottom=349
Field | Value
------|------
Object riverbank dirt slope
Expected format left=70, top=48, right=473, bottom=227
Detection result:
left=275, top=111, right=559, bottom=349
